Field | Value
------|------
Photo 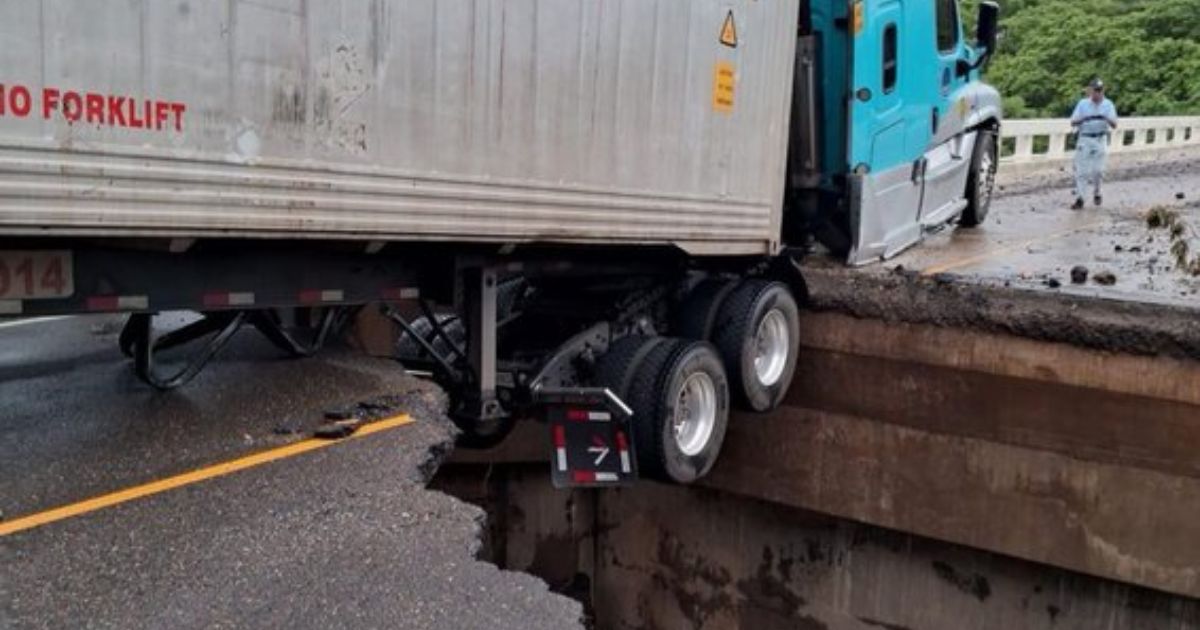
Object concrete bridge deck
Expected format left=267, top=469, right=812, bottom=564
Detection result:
left=445, top=148, right=1200, bottom=628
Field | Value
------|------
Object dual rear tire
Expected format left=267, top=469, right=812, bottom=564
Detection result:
left=595, top=279, right=801, bottom=485
left=594, top=337, right=730, bottom=484
left=678, top=279, right=801, bottom=412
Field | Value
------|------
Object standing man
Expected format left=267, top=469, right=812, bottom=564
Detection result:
left=1070, top=78, right=1119, bottom=209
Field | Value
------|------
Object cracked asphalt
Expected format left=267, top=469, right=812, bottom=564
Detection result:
left=0, top=316, right=582, bottom=630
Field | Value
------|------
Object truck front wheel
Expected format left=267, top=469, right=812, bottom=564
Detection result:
left=595, top=337, right=730, bottom=484
left=961, top=130, right=998, bottom=227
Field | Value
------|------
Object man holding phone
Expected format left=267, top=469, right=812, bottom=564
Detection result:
left=1070, top=78, right=1119, bottom=209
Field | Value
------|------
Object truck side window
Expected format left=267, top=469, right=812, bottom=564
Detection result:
left=882, top=24, right=898, bottom=93
left=936, top=0, right=959, bottom=53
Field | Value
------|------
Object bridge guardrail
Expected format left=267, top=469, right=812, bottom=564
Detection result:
left=1001, top=116, right=1200, bottom=164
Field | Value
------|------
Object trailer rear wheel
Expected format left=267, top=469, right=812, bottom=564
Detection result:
left=712, top=280, right=800, bottom=412
left=595, top=337, right=729, bottom=484
left=675, top=278, right=738, bottom=341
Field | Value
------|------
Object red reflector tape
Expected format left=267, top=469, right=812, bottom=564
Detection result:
left=203, top=292, right=255, bottom=308
left=572, top=471, right=596, bottom=484
left=86, top=296, right=118, bottom=311
left=298, top=289, right=344, bottom=304
left=86, top=295, right=148, bottom=311
left=615, top=431, right=628, bottom=451
left=566, top=409, right=612, bottom=422
left=570, top=471, right=619, bottom=484
left=553, top=425, right=566, bottom=448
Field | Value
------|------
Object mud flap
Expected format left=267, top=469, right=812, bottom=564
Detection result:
left=536, top=388, right=637, bottom=488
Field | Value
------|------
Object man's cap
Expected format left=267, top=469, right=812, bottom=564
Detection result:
left=1089, top=78, right=1105, bottom=90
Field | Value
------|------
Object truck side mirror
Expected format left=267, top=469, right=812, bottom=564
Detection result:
left=977, top=1, right=1000, bottom=57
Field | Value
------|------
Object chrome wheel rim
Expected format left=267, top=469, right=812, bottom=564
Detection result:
left=674, top=372, right=717, bottom=457
left=754, top=309, right=790, bottom=387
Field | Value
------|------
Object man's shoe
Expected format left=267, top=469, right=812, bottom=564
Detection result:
left=1071, top=198, right=1084, bottom=210
left=1094, top=195, right=1102, bottom=207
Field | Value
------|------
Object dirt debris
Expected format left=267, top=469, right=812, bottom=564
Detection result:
left=1145, top=205, right=1200, bottom=275
left=1070, top=266, right=1089, bottom=284
left=800, top=265, right=1200, bottom=361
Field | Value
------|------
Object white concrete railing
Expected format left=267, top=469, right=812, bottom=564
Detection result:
left=1001, top=116, right=1200, bottom=163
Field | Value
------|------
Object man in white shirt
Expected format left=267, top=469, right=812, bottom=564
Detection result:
left=1070, top=78, right=1119, bottom=209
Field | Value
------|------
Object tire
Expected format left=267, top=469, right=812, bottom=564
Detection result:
left=595, top=337, right=730, bottom=484
left=453, top=414, right=516, bottom=450
left=395, top=314, right=465, bottom=362
left=675, top=278, right=738, bottom=341
left=592, top=336, right=668, bottom=397
left=961, top=130, right=997, bottom=228
left=712, top=280, right=801, bottom=412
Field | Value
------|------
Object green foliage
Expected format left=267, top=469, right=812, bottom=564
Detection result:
left=973, top=0, right=1200, bottom=118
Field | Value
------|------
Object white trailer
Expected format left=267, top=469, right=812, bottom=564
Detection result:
left=0, top=0, right=796, bottom=255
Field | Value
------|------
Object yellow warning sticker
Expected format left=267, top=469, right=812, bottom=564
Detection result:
left=956, top=97, right=971, bottom=118
left=713, top=61, right=736, bottom=114
left=720, top=11, right=738, bottom=48
left=853, top=1, right=865, bottom=35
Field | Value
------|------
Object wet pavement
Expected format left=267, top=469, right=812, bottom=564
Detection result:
left=0, top=316, right=582, bottom=629
left=889, top=154, right=1200, bottom=308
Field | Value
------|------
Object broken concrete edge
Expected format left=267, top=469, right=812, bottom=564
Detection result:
left=801, top=265, right=1200, bottom=361
left=323, top=375, right=587, bottom=626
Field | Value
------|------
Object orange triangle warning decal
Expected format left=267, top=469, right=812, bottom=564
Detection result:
left=720, top=11, right=738, bottom=48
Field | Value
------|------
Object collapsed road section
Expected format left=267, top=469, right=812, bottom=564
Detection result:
left=440, top=263, right=1200, bottom=630
left=0, top=317, right=583, bottom=630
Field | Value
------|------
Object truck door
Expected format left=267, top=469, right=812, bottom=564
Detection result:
left=918, top=0, right=977, bottom=226
left=846, top=0, right=924, bottom=263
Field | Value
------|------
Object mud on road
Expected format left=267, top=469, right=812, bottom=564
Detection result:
left=802, top=150, right=1200, bottom=360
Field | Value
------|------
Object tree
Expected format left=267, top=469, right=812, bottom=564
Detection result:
left=973, top=0, right=1200, bottom=117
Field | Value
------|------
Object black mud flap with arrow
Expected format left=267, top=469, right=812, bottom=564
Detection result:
left=536, top=387, right=637, bottom=488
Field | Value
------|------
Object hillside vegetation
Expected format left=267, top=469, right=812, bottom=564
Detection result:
left=964, top=0, right=1200, bottom=118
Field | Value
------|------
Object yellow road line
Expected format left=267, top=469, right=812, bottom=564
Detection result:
left=921, top=219, right=1110, bottom=276
left=0, top=414, right=414, bottom=537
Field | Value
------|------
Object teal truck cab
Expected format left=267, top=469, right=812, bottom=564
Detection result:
left=789, top=0, right=1002, bottom=263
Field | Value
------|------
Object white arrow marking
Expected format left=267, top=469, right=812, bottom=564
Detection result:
left=587, top=446, right=610, bottom=466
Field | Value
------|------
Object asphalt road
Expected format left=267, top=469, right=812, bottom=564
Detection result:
left=0, top=316, right=582, bottom=629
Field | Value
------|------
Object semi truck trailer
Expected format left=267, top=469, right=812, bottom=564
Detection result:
left=0, top=0, right=1001, bottom=486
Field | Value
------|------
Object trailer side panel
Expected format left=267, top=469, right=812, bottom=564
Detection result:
left=0, top=0, right=798, bottom=255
